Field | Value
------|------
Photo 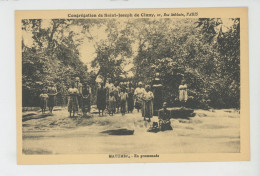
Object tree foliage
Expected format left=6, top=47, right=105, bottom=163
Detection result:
left=22, top=18, right=240, bottom=109
left=131, top=18, right=240, bottom=108
left=22, top=19, right=88, bottom=106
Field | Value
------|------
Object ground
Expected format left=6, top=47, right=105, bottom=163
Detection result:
left=22, top=107, right=240, bottom=155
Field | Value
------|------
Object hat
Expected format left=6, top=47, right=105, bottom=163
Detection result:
left=138, top=82, right=142, bottom=86
left=75, top=77, right=80, bottom=81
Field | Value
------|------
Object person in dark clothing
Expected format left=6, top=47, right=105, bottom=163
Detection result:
left=127, top=83, right=134, bottom=113
left=158, top=102, right=173, bottom=131
left=152, top=72, right=163, bottom=115
left=97, top=83, right=106, bottom=116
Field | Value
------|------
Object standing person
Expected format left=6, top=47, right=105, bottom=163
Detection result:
left=152, top=72, right=163, bottom=115
left=134, top=82, right=145, bottom=112
left=75, top=77, right=83, bottom=114
left=82, top=84, right=91, bottom=117
left=142, top=85, right=154, bottom=122
left=67, top=82, right=79, bottom=117
left=114, top=82, right=121, bottom=113
left=108, top=92, right=116, bottom=116
left=120, top=88, right=128, bottom=116
left=127, top=83, right=134, bottom=113
left=39, top=88, right=48, bottom=114
left=179, top=80, right=188, bottom=107
left=105, top=79, right=115, bottom=108
left=97, top=83, right=106, bottom=116
left=47, top=82, right=57, bottom=114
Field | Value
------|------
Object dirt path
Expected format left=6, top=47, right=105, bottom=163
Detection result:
left=22, top=107, right=240, bottom=154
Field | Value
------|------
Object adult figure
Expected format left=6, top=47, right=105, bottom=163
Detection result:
left=142, top=85, right=154, bottom=122
left=114, top=82, right=121, bottom=113
left=134, top=82, right=145, bottom=112
left=108, top=92, right=116, bottom=115
left=120, top=87, right=128, bottom=116
left=127, top=83, right=134, bottom=113
left=39, top=87, right=48, bottom=114
left=75, top=77, right=83, bottom=114
left=82, top=84, right=91, bottom=117
left=105, top=78, right=115, bottom=107
left=152, top=72, right=163, bottom=115
left=158, top=102, right=172, bottom=131
left=47, top=82, right=57, bottom=114
left=67, top=82, right=79, bottom=117
left=179, top=80, right=188, bottom=107
left=97, top=83, right=106, bottom=116
left=124, top=81, right=129, bottom=111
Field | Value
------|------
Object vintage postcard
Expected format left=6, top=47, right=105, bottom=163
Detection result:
left=16, top=7, right=249, bottom=164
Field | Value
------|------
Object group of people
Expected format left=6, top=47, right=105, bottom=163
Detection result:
left=39, top=74, right=189, bottom=124
left=96, top=79, right=155, bottom=121
left=39, top=83, right=57, bottom=114
left=95, top=72, right=172, bottom=122
left=67, top=77, right=91, bottom=117
left=39, top=77, right=91, bottom=117
left=97, top=80, right=137, bottom=117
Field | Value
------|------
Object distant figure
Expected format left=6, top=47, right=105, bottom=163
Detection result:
left=97, top=83, right=106, bottom=116
left=47, top=83, right=57, bottom=114
left=67, top=83, right=79, bottom=117
left=127, top=83, right=134, bottom=113
left=108, top=92, right=116, bottom=116
left=120, top=88, right=128, bottom=116
left=114, top=82, right=121, bottom=113
left=39, top=88, right=48, bottom=114
left=82, top=84, right=91, bottom=117
left=142, top=85, right=154, bottom=122
left=105, top=79, right=115, bottom=108
left=152, top=72, right=163, bottom=114
left=179, top=80, right=188, bottom=107
left=134, top=82, right=145, bottom=112
left=75, top=77, right=83, bottom=114
left=158, top=102, right=172, bottom=131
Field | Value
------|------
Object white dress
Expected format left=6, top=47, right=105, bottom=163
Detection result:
left=134, top=87, right=145, bottom=109
left=179, top=84, right=188, bottom=102
left=134, top=87, right=145, bottom=99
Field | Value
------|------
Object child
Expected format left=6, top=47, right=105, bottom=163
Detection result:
left=40, top=88, right=48, bottom=114
left=158, top=102, right=173, bottom=131
left=120, top=88, right=128, bottom=116
left=108, top=92, right=116, bottom=116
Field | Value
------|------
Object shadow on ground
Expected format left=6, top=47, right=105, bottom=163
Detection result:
left=22, top=114, right=51, bottom=122
left=101, top=128, right=134, bottom=135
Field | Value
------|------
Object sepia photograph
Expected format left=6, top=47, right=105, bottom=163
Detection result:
left=16, top=8, right=249, bottom=164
